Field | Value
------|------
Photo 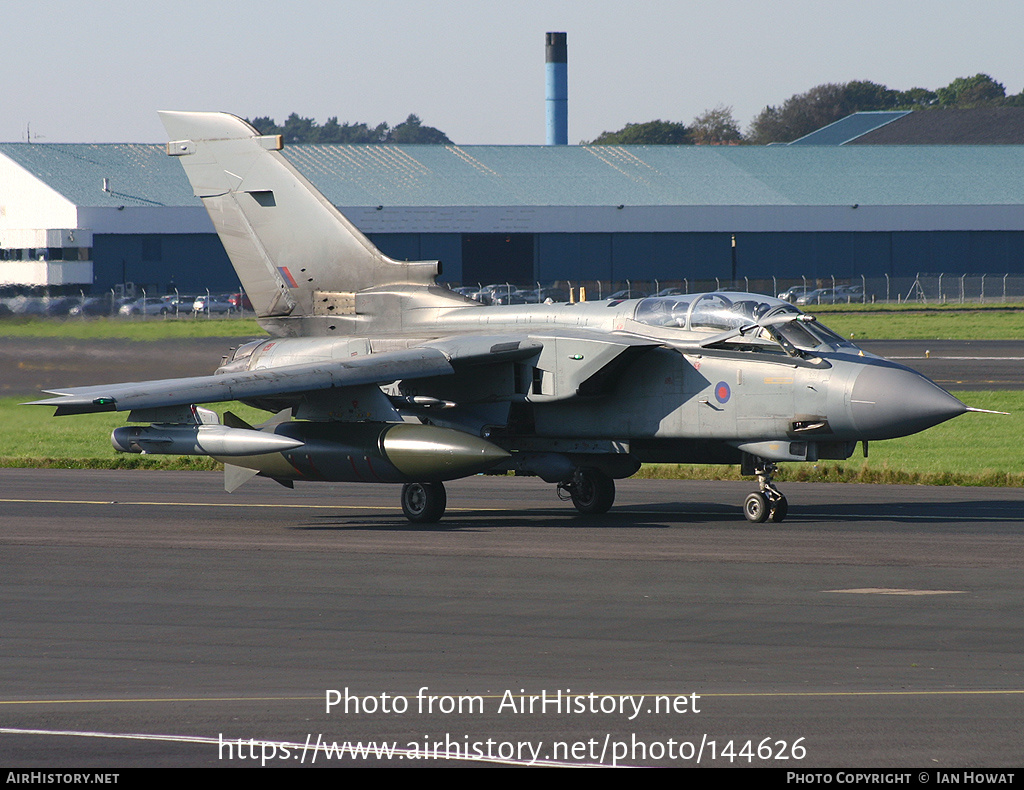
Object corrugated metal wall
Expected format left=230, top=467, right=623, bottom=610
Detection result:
left=85, top=229, right=1024, bottom=293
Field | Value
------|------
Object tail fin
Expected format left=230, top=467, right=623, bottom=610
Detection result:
left=159, top=111, right=439, bottom=319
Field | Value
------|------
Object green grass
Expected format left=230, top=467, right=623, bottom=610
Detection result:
left=4, top=391, right=1021, bottom=485
left=0, top=398, right=270, bottom=470
left=0, top=316, right=262, bottom=340
left=806, top=307, right=1024, bottom=341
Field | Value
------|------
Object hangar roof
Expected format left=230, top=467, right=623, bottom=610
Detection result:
left=0, top=142, right=195, bottom=208
left=788, top=111, right=911, bottom=145
left=2, top=141, right=1024, bottom=209
left=849, top=107, right=1024, bottom=145
left=789, top=108, right=1024, bottom=146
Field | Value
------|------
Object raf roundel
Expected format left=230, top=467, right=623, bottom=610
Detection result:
left=714, top=381, right=731, bottom=404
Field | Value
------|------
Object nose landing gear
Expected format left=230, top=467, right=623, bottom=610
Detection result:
left=743, top=459, right=788, bottom=523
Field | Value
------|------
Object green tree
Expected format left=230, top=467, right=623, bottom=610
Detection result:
left=936, top=74, right=1006, bottom=107
left=746, top=80, right=937, bottom=144
left=244, top=114, right=450, bottom=143
left=892, top=87, right=938, bottom=109
left=249, top=116, right=283, bottom=136
left=747, top=83, right=853, bottom=144
left=317, top=118, right=390, bottom=143
left=588, top=120, right=692, bottom=145
left=385, top=114, right=452, bottom=144
left=281, top=113, right=317, bottom=144
left=691, top=105, right=742, bottom=144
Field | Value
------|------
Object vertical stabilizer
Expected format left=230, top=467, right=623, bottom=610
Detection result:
left=159, top=111, right=440, bottom=319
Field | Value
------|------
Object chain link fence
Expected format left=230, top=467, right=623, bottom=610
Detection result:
left=5, top=273, right=1024, bottom=318
left=458, top=273, right=1024, bottom=305
left=0, top=286, right=253, bottom=319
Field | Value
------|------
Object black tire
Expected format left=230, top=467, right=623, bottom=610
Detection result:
left=570, top=468, right=615, bottom=514
left=769, top=496, right=788, bottom=523
left=744, top=492, right=770, bottom=523
left=401, top=482, right=447, bottom=523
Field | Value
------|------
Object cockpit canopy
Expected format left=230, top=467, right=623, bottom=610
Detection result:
left=632, top=292, right=855, bottom=352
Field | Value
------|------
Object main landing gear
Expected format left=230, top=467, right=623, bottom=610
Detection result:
left=557, top=468, right=616, bottom=515
left=743, top=459, right=788, bottom=523
left=401, top=481, right=447, bottom=523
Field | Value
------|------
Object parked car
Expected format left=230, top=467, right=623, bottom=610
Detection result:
left=492, top=289, right=538, bottom=305
left=4, top=296, right=47, bottom=315
left=119, top=297, right=170, bottom=316
left=44, top=297, right=83, bottom=316
left=70, top=296, right=117, bottom=317
left=226, top=292, right=252, bottom=311
left=796, top=286, right=866, bottom=306
left=777, top=285, right=814, bottom=303
left=833, top=285, right=866, bottom=303
left=472, top=284, right=521, bottom=305
left=606, top=288, right=647, bottom=301
left=529, top=287, right=569, bottom=303
left=192, top=295, right=235, bottom=314
left=162, top=295, right=198, bottom=315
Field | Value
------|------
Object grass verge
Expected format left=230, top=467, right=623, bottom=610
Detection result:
left=804, top=307, right=1024, bottom=341
left=0, top=316, right=262, bottom=340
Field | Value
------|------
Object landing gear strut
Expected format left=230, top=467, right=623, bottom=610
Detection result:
left=401, top=481, right=447, bottom=523
left=558, top=468, right=615, bottom=514
left=743, top=459, right=788, bottom=523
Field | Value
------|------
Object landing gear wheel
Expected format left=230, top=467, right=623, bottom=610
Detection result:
left=744, top=492, right=770, bottom=523
left=401, top=482, right=447, bottom=524
left=744, top=456, right=788, bottom=524
left=568, top=468, right=615, bottom=515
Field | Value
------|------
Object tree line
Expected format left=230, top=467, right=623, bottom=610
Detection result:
left=251, top=74, right=1020, bottom=147
left=247, top=113, right=451, bottom=144
left=587, top=73, right=1024, bottom=146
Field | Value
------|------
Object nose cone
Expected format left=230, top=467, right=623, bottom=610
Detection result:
left=850, top=363, right=967, bottom=440
left=382, top=423, right=510, bottom=481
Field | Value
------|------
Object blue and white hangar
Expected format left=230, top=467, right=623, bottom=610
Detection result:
left=2, top=136, right=1024, bottom=293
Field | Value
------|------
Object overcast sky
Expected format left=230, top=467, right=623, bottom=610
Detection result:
left=5, top=0, right=1023, bottom=145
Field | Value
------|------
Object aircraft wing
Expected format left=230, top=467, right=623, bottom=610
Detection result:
left=28, top=340, right=540, bottom=416
left=28, top=330, right=659, bottom=416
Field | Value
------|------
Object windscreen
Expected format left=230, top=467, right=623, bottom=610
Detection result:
left=633, top=292, right=857, bottom=352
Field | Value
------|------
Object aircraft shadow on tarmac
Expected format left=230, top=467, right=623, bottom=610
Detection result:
left=289, top=511, right=680, bottom=532
left=287, top=497, right=1024, bottom=532
left=289, top=505, right=732, bottom=532
left=778, top=498, right=1024, bottom=527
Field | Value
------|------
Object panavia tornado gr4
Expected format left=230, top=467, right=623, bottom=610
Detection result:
left=30, top=112, right=982, bottom=524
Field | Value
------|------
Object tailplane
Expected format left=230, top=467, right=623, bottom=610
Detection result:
left=159, top=111, right=440, bottom=321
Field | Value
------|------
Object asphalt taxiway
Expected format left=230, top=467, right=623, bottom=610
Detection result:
left=860, top=340, right=1024, bottom=391
left=3, top=470, right=1023, bottom=767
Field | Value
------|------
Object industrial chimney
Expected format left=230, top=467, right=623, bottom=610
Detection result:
left=545, top=32, right=567, bottom=145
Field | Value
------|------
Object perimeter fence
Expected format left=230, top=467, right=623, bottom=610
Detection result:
left=4, top=272, right=1024, bottom=319
left=457, top=272, right=1024, bottom=305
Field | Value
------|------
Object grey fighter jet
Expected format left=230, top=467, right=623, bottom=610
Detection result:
left=30, top=112, right=977, bottom=524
